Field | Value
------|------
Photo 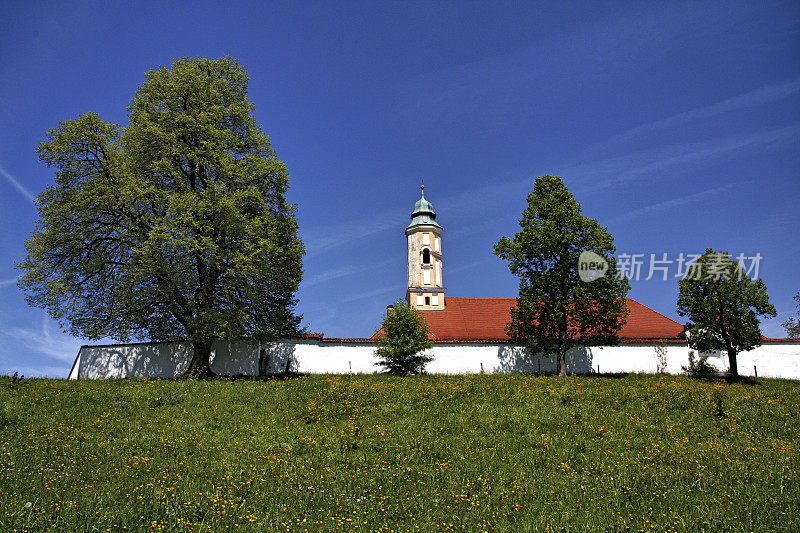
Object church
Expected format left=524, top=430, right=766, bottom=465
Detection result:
left=69, top=189, right=800, bottom=380
left=374, top=185, right=684, bottom=344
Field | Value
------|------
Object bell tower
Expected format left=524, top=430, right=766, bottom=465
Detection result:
left=406, top=185, right=445, bottom=310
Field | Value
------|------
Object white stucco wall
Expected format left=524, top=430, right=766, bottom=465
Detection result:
left=74, top=342, right=193, bottom=379
left=733, top=343, right=800, bottom=379
left=71, top=339, right=800, bottom=380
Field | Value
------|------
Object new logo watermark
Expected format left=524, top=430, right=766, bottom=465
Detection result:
left=578, top=251, right=608, bottom=282
left=577, top=251, right=764, bottom=282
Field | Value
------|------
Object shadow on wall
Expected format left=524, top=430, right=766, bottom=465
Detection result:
left=495, top=345, right=594, bottom=374
left=78, top=340, right=301, bottom=379
left=79, top=343, right=192, bottom=379
left=259, top=342, right=298, bottom=376
left=211, top=341, right=259, bottom=375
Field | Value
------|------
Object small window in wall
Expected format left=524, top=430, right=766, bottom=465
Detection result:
left=422, top=248, right=431, bottom=264
left=432, top=294, right=439, bottom=306
left=416, top=294, right=424, bottom=306
left=425, top=296, right=430, bottom=306
left=422, top=233, right=430, bottom=246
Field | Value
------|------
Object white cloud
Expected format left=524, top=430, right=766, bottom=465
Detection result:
left=0, top=277, right=19, bottom=289
left=609, top=184, right=734, bottom=223
left=391, top=3, right=695, bottom=119
left=591, top=76, right=800, bottom=152
left=299, top=122, right=798, bottom=267
left=0, top=162, right=35, bottom=204
left=302, top=217, right=400, bottom=257
left=302, top=265, right=362, bottom=287
left=430, top=124, right=798, bottom=228
left=341, top=285, right=398, bottom=303
left=6, top=313, right=84, bottom=364
left=300, top=117, right=798, bottom=270
left=569, top=123, right=800, bottom=193
left=302, top=259, right=394, bottom=288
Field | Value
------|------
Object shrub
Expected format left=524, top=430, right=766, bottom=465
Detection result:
left=682, top=350, right=716, bottom=378
left=7, top=372, right=24, bottom=390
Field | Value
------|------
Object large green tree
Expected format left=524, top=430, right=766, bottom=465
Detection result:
left=374, top=300, right=433, bottom=376
left=677, top=249, right=776, bottom=378
left=18, top=57, right=304, bottom=377
left=494, top=175, right=629, bottom=377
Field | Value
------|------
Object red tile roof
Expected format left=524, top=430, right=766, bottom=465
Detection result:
left=370, top=297, right=685, bottom=343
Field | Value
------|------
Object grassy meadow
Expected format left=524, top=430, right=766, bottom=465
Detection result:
left=0, top=373, right=797, bottom=532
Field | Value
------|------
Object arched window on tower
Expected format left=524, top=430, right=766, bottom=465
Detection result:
left=422, top=248, right=431, bottom=264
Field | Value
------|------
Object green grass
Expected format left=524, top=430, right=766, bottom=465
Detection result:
left=0, top=374, right=798, bottom=532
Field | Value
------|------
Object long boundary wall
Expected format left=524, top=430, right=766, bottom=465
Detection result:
left=70, top=339, right=800, bottom=380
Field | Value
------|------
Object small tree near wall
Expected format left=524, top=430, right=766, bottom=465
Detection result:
left=493, top=175, right=630, bottom=377
left=677, top=248, right=776, bottom=378
left=375, top=300, right=433, bottom=375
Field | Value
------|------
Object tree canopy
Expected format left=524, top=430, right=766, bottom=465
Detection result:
left=677, top=248, right=776, bottom=378
left=18, top=57, right=304, bottom=377
left=493, top=175, right=629, bottom=376
left=374, top=300, right=433, bottom=376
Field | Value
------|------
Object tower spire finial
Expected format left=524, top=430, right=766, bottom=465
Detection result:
left=421, top=181, right=425, bottom=196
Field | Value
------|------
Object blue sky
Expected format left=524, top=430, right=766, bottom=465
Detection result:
left=1, top=1, right=798, bottom=377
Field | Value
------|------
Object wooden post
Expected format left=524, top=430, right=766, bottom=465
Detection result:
left=754, top=365, right=758, bottom=378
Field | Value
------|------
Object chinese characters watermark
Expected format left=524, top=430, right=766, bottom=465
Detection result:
left=579, top=252, right=763, bottom=282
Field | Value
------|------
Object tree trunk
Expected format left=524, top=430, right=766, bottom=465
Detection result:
left=184, top=339, right=215, bottom=378
left=258, top=346, right=271, bottom=378
left=727, top=346, right=739, bottom=378
left=558, top=330, right=568, bottom=377
left=283, top=349, right=292, bottom=374
left=721, top=328, right=738, bottom=378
